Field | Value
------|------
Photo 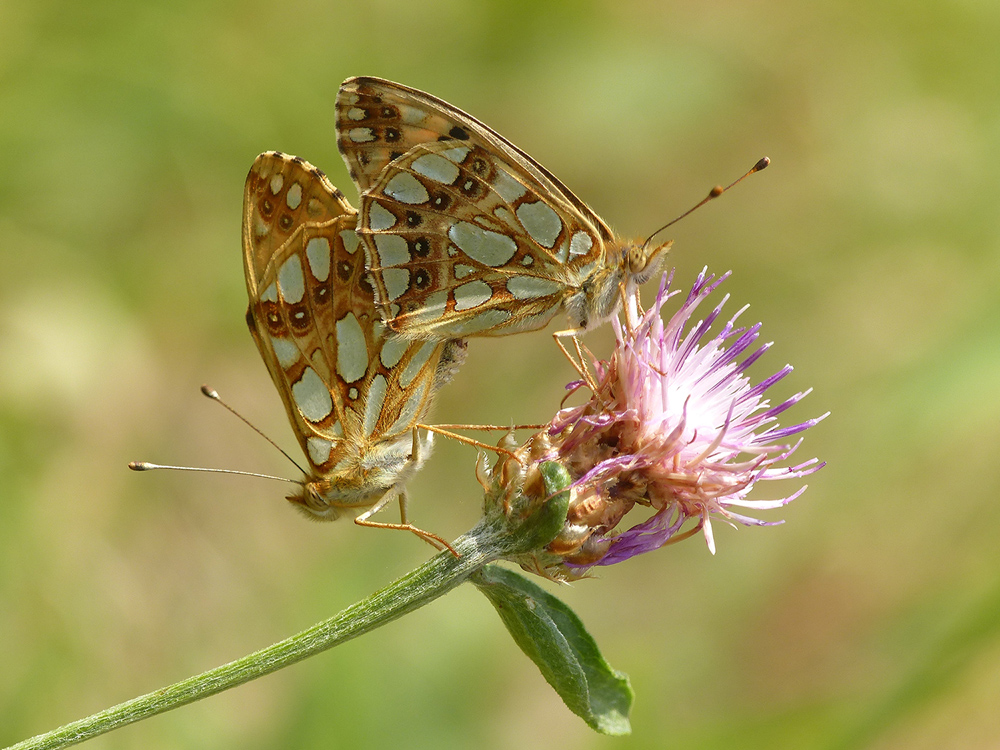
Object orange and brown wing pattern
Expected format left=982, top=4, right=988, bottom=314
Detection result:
left=358, top=139, right=614, bottom=339
left=243, top=151, right=465, bottom=504
left=335, top=76, right=614, bottom=241
left=243, top=152, right=359, bottom=476
left=332, top=76, right=654, bottom=340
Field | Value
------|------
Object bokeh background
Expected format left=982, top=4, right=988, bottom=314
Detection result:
left=2, top=1, right=998, bottom=748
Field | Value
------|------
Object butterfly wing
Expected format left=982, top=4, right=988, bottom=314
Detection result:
left=335, top=76, right=615, bottom=237
left=334, top=77, right=625, bottom=339
left=362, top=137, right=623, bottom=338
left=244, top=152, right=360, bottom=476
left=243, top=152, right=463, bottom=503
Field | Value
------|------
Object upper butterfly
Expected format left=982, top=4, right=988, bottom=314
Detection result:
left=243, top=151, right=465, bottom=542
left=334, top=76, right=671, bottom=340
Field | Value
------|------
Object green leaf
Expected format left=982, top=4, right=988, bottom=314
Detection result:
left=471, top=564, right=633, bottom=735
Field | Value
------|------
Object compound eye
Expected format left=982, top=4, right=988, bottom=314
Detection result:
left=629, top=241, right=672, bottom=284
left=627, top=245, right=649, bottom=274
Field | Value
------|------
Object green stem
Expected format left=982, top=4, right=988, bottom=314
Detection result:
left=7, top=462, right=572, bottom=750
left=6, top=525, right=503, bottom=750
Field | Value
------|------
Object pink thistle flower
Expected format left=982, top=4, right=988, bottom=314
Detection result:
left=508, top=269, right=827, bottom=577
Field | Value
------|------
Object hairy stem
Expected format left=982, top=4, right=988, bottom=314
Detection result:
left=6, top=525, right=503, bottom=750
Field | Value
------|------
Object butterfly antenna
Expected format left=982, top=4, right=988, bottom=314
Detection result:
left=128, top=461, right=303, bottom=486
left=200, top=385, right=307, bottom=474
left=642, top=156, right=770, bottom=250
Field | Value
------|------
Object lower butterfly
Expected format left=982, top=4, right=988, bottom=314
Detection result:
left=333, top=76, right=673, bottom=340
left=243, top=151, right=466, bottom=548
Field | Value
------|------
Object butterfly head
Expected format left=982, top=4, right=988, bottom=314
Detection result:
left=625, top=238, right=673, bottom=289
left=287, top=481, right=355, bottom=521
left=564, top=238, right=673, bottom=333
left=287, top=477, right=397, bottom=521
left=284, top=433, right=430, bottom=521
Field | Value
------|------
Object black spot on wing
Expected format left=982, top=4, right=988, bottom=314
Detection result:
left=430, top=191, right=451, bottom=211
left=408, top=237, right=431, bottom=257
left=289, top=303, right=311, bottom=332
left=413, top=269, right=432, bottom=290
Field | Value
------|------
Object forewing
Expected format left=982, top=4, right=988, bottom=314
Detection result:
left=244, top=152, right=361, bottom=473
left=243, top=151, right=459, bottom=480
left=335, top=76, right=614, bottom=242
left=358, top=139, right=612, bottom=338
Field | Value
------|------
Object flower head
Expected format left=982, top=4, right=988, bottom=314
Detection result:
left=498, top=269, right=826, bottom=578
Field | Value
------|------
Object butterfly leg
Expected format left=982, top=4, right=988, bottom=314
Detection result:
left=415, top=423, right=521, bottom=461
left=552, top=333, right=600, bottom=393
left=354, top=491, right=459, bottom=557
left=552, top=326, right=588, bottom=339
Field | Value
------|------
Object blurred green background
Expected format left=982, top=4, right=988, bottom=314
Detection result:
left=2, top=0, right=998, bottom=748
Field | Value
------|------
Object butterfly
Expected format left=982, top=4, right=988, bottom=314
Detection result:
left=333, top=76, right=671, bottom=340
left=243, top=151, right=466, bottom=546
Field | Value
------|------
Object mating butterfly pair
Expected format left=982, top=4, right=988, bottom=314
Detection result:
left=244, top=77, right=671, bottom=542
